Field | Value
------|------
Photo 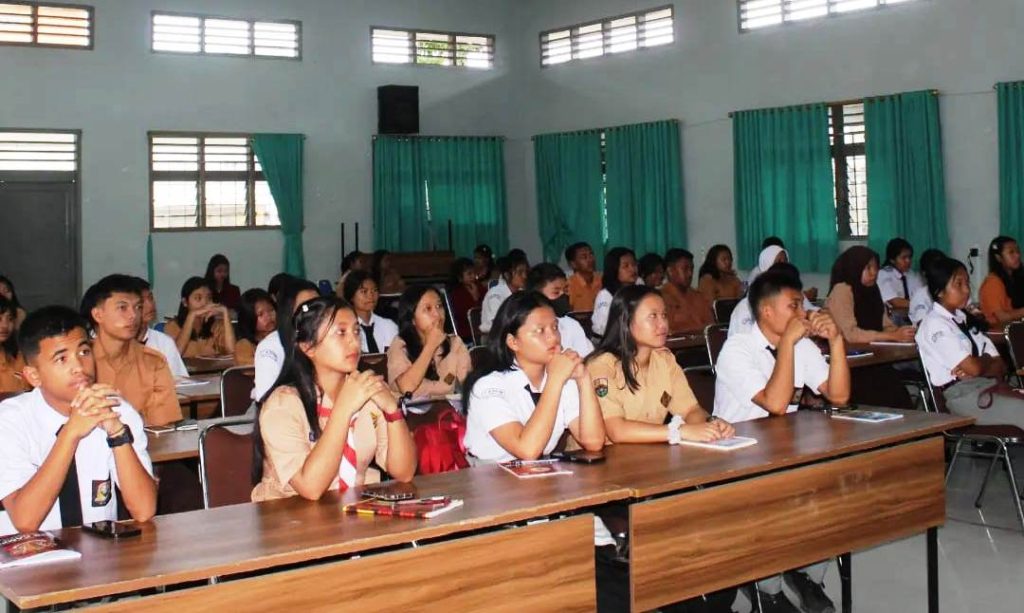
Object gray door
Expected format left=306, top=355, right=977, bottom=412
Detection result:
left=0, top=179, right=79, bottom=310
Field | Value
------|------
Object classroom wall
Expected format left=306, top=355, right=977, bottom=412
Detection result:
left=0, top=0, right=521, bottom=316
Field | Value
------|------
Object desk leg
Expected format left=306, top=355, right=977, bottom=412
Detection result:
left=838, top=552, right=852, bottom=613
left=927, top=527, right=939, bottom=613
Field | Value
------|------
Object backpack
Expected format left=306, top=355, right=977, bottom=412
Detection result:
left=413, top=406, right=469, bottom=474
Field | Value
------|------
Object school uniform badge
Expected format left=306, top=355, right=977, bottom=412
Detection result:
left=444, top=373, right=456, bottom=385
left=92, top=477, right=112, bottom=507
left=660, top=391, right=671, bottom=407
left=594, top=378, right=609, bottom=397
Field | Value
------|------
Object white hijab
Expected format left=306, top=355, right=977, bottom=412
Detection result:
left=746, top=245, right=788, bottom=285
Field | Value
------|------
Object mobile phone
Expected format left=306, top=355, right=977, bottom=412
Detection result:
left=82, top=520, right=142, bottom=539
left=550, top=450, right=606, bottom=464
left=361, top=482, right=417, bottom=501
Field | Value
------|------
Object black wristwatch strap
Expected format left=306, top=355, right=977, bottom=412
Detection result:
left=107, top=425, right=134, bottom=448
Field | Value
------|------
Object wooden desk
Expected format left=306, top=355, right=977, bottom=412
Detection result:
left=665, top=333, right=704, bottom=351
left=183, top=356, right=235, bottom=375
left=146, top=418, right=252, bottom=464
left=176, top=374, right=221, bottom=419
left=842, top=342, right=919, bottom=368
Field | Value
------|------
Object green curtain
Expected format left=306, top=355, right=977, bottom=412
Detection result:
left=733, top=104, right=837, bottom=272
left=251, top=134, right=306, bottom=277
left=533, top=131, right=605, bottom=262
left=146, top=234, right=154, bottom=284
left=998, top=82, right=1024, bottom=238
left=420, top=137, right=508, bottom=256
left=605, top=120, right=685, bottom=254
left=373, top=136, right=428, bottom=251
left=864, top=90, right=949, bottom=255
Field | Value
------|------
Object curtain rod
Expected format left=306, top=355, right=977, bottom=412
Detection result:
left=371, top=134, right=505, bottom=140
left=727, top=89, right=940, bottom=118
left=531, top=118, right=680, bottom=140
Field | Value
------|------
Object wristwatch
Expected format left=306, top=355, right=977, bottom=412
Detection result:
left=106, top=425, right=134, bottom=448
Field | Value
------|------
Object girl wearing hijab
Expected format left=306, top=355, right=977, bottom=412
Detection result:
left=825, top=246, right=915, bottom=343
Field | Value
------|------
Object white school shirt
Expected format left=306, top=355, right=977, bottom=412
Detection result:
left=357, top=313, right=398, bottom=354
left=909, top=286, right=933, bottom=325
left=253, top=330, right=285, bottom=401
left=143, top=328, right=188, bottom=378
left=0, top=388, right=153, bottom=536
left=590, top=288, right=614, bottom=336
left=713, top=324, right=830, bottom=423
left=877, top=266, right=923, bottom=303
left=479, top=278, right=512, bottom=334
left=559, top=316, right=594, bottom=357
left=727, top=296, right=819, bottom=338
left=464, top=367, right=581, bottom=463
left=916, top=303, right=998, bottom=388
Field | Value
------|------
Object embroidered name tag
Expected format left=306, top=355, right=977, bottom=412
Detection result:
left=92, top=477, right=112, bottom=507
left=594, top=378, right=609, bottom=398
left=444, top=373, right=456, bottom=385
left=660, top=391, right=671, bottom=407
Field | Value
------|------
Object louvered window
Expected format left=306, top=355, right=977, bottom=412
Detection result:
left=739, top=0, right=919, bottom=32
left=541, top=6, right=673, bottom=67
left=152, top=12, right=300, bottom=59
left=372, top=27, right=494, bottom=69
left=0, top=2, right=92, bottom=49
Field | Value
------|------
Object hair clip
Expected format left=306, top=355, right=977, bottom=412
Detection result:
left=300, top=303, right=310, bottom=313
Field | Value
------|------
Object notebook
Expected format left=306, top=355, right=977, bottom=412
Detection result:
left=869, top=341, right=916, bottom=347
left=831, top=410, right=904, bottom=423
left=678, top=436, right=758, bottom=451
left=174, top=377, right=208, bottom=387
left=144, top=419, right=200, bottom=435
left=0, top=532, right=81, bottom=569
left=343, top=497, right=464, bottom=519
left=499, top=459, right=573, bottom=478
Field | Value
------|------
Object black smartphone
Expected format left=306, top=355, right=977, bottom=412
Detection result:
left=82, top=520, right=142, bottom=539
left=550, top=450, right=606, bottom=464
left=361, top=482, right=417, bottom=501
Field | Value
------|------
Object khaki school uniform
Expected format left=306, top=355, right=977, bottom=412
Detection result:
left=164, top=320, right=230, bottom=358
left=824, top=283, right=898, bottom=343
left=697, top=273, right=743, bottom=303
left=0, top=352, right=28, bottom=395
left=587, top=349, right=699, bottom=430
left=567, top=273, right=602, bottom=313
left=979, top=273, right=1014, bottom=327
left=92, top=339, right=182, bottom=427
left=251, top=385, right=390, bottom=502
left=386, top=335, right=470, bottom=398
left=661, top=282, right=714, bottom=334
left=234, top=338, right=257, bottom=366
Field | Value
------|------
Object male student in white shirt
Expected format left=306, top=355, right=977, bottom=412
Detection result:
left=524, top=263, right=594, bottom=357
left=713, top=271, right=850, bottom=613
left=134, top=278, right=188, bottom=379
left=0, top=306, right=156, bottom=535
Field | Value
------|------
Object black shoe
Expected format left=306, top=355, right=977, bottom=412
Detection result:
left=783, top=571, right=836, bottom=613
left=756, top=590, right=801, bottom=613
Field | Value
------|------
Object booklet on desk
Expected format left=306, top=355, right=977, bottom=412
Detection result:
left=499, top=459, right=573, bottom=478
left=830, top=409, right=904, bottom=423
left=0, top=532, right=81, bottom=569
left=678, top=436, right=758, bottom=451
left=343, top=497, right=464, bottom=519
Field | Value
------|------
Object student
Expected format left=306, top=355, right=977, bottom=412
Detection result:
left=342, top=270, right=398, bottom=354
left=638, top=252, right=665, bottom=288
left=335, top=250, right=369, bottom=293
left=825, top=246, right=916, bottom=343
left=729, top=263, right=818, bottom=338
left=371, top=250, right=406, bottom=295
left=697, top=244, right=743, bottom=303
left=0, top=275, right=27, bottom=329
left=745, top=236, right=786, bottom=286
left=714, top=272, right=849, bottom=613
left=448, top=257, right=486, bottom=341
left=0, top=306, right=156, bottom=534
left=0, top=297, right=28, bottom=394
left=80, top=275, right=181, bottom=427
left=205, top=254, right=241, bottom=311
left=251, top=296, right=416, bottom=501
left=909, top=249, right=947, bottom=325
left=479, top=251, right=529, bottom=334
left=525, top=263, right=595, bottom=357
left=267, top=272, right=295, bottom=301
left=565, top=241, right=603, bottom=313
left=918, top=257, right=1024, bottom=429
left=660, top=248, right=714, bottom=335
left=979, top=235, right=1024, bottom=326
left=473, top=244, right=498, bottom=286
left=591, top=247, right=638, bottom=337
left=253, top=279, right=320, bottom=401
left=387, top=285, right=471, bottom=397
left=133, top=278, right=188, bottom=379
left=164, top=277, right=236, bottom=358
left=876, top=238, right=923, bottom=311
left=235, top=289, right=277, bottom=367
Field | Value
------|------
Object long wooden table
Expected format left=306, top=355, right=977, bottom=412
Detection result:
left=176, top=374, right=221, bottom=419
left=183, top=356, right=235, bottom=375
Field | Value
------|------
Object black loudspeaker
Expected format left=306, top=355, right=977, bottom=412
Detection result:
left=378, top=85, right=419, bottom=134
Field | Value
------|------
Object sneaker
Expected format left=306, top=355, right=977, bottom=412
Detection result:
left=783, top=571, right=836, bottom=613
left=756, top=590, right=801, bottom=613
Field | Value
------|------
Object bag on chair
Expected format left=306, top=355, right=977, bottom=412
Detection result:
left=413, top=406, right=469, bottom=474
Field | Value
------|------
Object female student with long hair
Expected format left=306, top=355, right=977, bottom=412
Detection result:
left=479, top=251, right=529, bottom=334
left=473, top=244, right=497, bottom=286
left=525, top=263, right=594, bottom=357
left=164, top=276, right=236, bottom=358
left=371, top=250, right=406, bottom=295
left=591, top=247, right=638, bottom=336
left=697, top=244, right=743, bottom=303
left=204, top=254, right=241, bottom=311
left=341, top=270, right=398, bottom=354
left=253, top=278, right=319, bottom=401
left=235, top=289, right=277, bottom=366
left=448, top=257, right=486, bottom=341
left=252, top=296, right=416, bottom=501
left=877, top=238, right=922, bottom=311
left=387, top=285, right=470, bottom=397
left=979, top=236, right=1024, bottom=326
left=825, top=246, right=915, bottom=343
left=0, top=296, right=29, bottom=394
left=0, top=275, right=26, bottom=329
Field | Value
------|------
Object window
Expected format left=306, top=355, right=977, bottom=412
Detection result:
left=739, top=0, right=918, bottom=32
left=149, top=133, right=280, bottom=230
left=151, top=12, right=300, bottom=58
left=0, top=130, right=77, bottom=171
left=0, top=2, right=92, bottom=49
left=540, top=5, right=673, bottom=67
left=371, top=27, right=494, bottom=69
left=829, top=103, right=868, bottom=238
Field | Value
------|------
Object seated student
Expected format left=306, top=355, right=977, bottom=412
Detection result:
left=251, top=296, right=416, bottom=501
left=918, top=257, right=1024, bottom=429
left=267, top=272, right=295, bottom=301
left=0, top=306, right=156, bottom=534
left=745, top=236, right=786, bottom=286
left=0, top=297, right=29, bottom=394
left=205, top=254, right=241, bottom=312
left=372, top=250, right=406, bottom=295
left=342, top=270, right=398, bottom=354
left=0, top=275, right=27, bottom=329
left=235, top=289, right=277, bottom=366
left=638, top=252, right=665, bottom=288
left=335, top=250, right=370, bottom=294
left=473, top=244, right=498, bottom=286
left=825, top=246, right=916, bottom=343
left=592, top=247, right=639, bottom=337
left=660, top=248, right=714, bottom=335
left=80, top=275, right=181, bottom=427
left=133, top=278, right=188, bottom=379
left=479, top=251, right=529, bottom=334
left=253, top=279, right=319, bottom=401
left=908, top=249, right=947, bottom=325
left=565, top=241, right=602, bottom=312
left=876, top=238, right=923, bottom=314
left=697, top=244, right=744, bottom=303
left=164, top=277, right=236, bottom=358
left=387, top=285, right=470, bottom=397
left=979, top=235, right=1024, bottom=326
left=525, top=263, right=594, bottom=357
left=448, top=257, right=486, bottom=341
left=714, top=272, right=849, bottom=613
left=730, top=262, right=818, bottom=338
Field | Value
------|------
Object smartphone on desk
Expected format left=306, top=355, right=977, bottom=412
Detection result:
left=83, top=520, right=142, bottom=539
left=549, top=449, right=606, bottom=464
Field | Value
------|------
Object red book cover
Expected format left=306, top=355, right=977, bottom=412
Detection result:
left=343, top=497, right=463, bottom=519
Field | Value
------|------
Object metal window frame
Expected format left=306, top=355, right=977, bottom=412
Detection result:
left=369, top=25, right=495, bottom=70
left=737, top=0, right=926, bottom=34
left=538, top=4, right=674, bottom=68
left=0, top=1, right=94, bottom=50
left=150, top=10, right=302, bottom=61
left=829, top=103, right=868, bottom=240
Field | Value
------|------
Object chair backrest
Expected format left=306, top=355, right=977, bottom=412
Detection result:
left=220, top=366, right=255, bottom=418
left=469, top=345, right=489, bottom=371
left=567, top=311, right=594, bottom=338
left=199, top=420, right=255, bottom=509
left=467, top=307, right=483, bottom=346
left=704, top=324, right=729, bottom=371
left=317, top=279, right=333, bottom=296
left=917, top=359, right=948, bottom=414
left=683, top=366, right=716, bottom=410
left=359, top=352, right=388, bottom=378
left=712, top=298, right=740, bottom=324
left=438, top=286, right=458, bottom=336
left=375, top=293, right=401, bottom=321
left=1005, top=322, right=1024, bottom=373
